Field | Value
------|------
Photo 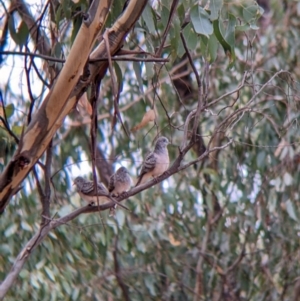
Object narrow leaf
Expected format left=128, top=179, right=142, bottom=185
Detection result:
left=133, top=62, right=144, bottom=93
left=213, top=19, right=235, bottom=66
left=142, top=4, right=156, bottom=34
left=182, top=23, right=198, bottom=50
left=114, top=62, right=123, bottom=92
left=286, top=199, right=298, bottom=222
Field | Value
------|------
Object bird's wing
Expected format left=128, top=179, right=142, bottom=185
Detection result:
left=82, top=181, right=94, bottom=194
left=140, top=152, right=157, bottom=176
left=96, top=182, right=107, bottom=194
left=108, top=174, right=115, bottom=192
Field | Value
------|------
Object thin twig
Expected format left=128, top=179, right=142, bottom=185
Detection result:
left=24, top=46, right=36, bottom=124
left=155, top=0, right=179, bottom=57
left=0, top=92, right=19, bottom=143
left=0, top=51, right=169, bottom=63
left=103, top=30, right=129, bottom=137
left=42, top=141, right=52, bottom=223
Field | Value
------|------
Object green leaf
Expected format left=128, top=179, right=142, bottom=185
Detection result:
left=19, top=270, right=30, bottom=279
left=144, top=275, right=156, bottom=296
left=5, top=104, right=14, bottom=118
left=62, top=0, right=72, bottom=20
left=21, top=220, right=33, bottom=231
left=71, top=288, right=80, bottom=301
left=236, top=24, right=251, bottom=31
left=182, top=23, right=198, bottom=51
left=170, top=21, right=180, bottom=61
left=114, top=62, right=123, bottom=92
left=71, top=16, right=82, bottom=44
left=12, top=125, right=23, bottom=136
left=256, top=151, right=265, bottom=168
left=206, top=194, right=214, bottom=212
left=58, top=204, right=73, bottom=217
left=213, top=19, right=235, bottom=66
left=225, top=14, right=236, bottom=51
left=142, top=4, right=156, bottom=34
left=286, top=199, right=298, bottom=222
left=208, top=33, right=218, bottom=62
left=4, top=223, right=18, bottom=237
left=209, top=0, right=223, bottom=21
left=45, top=266, right=56, bottom=282
left=190, top=5, right=213, bottom=37
left=200, top=33, right=220, bottom=64
left=177, top=3, right=185, bottom=25
left=200, top=35, right=209, bottom=58
left=30, top=274, right=40, bottom=289
left=8, top=15, right=19, bottom=44
left=53, top=42, right=63, bottom=58
left=243, top=3, right=261, bottom=24
left=145, top=62, right=154, bottom=79
left=161, top=5, right=170, bottom=29
left=8, top=17, right=28, bottom=46
left=62, top=280, right=72, bottom=295
left=115, top=208, right=125, bottom=228
left=133, top=62, right=144, bottom=93
left=55, top=5, right=63, bottom=26
left=17, top=21, right=29, bottom=47
left=283, top=172, right=293, bottom=186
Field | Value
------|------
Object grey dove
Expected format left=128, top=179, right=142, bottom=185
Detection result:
left=74, top=176, right=109, bottom=205
left=108, top=166, right=131, bottom=196
left=108, top=166, right=131, bottom=215
left=135, top=136, right=170, bottom=187
left=74, top=176, right=129, bottom=211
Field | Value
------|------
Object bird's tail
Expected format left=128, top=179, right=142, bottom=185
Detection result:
left=134, top=175, right=144, bottom=187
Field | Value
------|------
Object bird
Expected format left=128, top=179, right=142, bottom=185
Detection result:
left=108, top=166, right=131, bottom=197
left=73, top=176, right=109, bottom=205
left=135, top=136, right=170, bottom=187
left=108, top=166, right=131, bottom=215
left=73, top=177, right=129, bottom=211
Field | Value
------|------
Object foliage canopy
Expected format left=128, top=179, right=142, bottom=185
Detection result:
left=1, top=0, right=300, bottom=300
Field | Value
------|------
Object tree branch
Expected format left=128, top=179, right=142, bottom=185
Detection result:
left=0, top=51, right=169, bottom=63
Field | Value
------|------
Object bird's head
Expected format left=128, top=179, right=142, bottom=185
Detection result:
left=117, top=166, right=129, bottom=174
left=155, top=136, right=169, bottom=149
left=73, top=176, right=85, bottom=190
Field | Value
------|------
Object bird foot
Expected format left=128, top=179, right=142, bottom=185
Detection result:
left=153, top=171, right=170, bottom=184
left=153, top=177, right=159, bottom=184
left=88, top=202, right=95, bottom=206
left=163, top=170, right=170, bottom=177
left=120, top=191, right=129, bottom=198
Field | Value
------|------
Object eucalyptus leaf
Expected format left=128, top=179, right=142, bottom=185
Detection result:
left=190, top=5, right=213, bottom=37
left=286, top=199, right=298, bottom=222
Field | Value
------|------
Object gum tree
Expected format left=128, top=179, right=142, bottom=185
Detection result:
left=1, top=0, right=300, bottom=300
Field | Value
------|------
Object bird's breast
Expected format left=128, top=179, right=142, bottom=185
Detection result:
left=152, top=152, right=169, bottom=176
